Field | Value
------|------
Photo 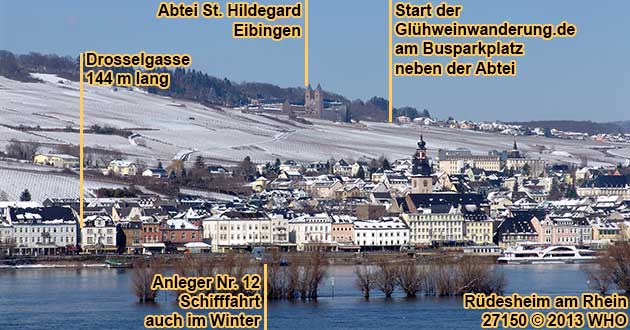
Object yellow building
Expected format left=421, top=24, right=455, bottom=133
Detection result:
left=438, top=155, right=501, bottom=175
left=591, top=222, right=620, bottom=244
left=33, top=153, right=79, bottom=168
left=464, top=220, right=495, bottom=244
left=107, top=160, right=138, bottom=176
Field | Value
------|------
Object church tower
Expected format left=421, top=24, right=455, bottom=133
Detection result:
left=305, top=84, right=313, bottom=114
left=508, top=138, right=523, bottom=159
left=313, top=84, right=324, bottom=118
left=411, top=134, right=433, bottom=194
left=304, top=83, right=323, bottom=118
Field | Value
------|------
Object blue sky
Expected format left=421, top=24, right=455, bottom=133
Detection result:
left=1, top=0, right=628, bottom=121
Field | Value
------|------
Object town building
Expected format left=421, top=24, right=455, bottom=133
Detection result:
left=202, top=211, right=272, bottom=252
left=438, top=155, right=501, bottom=175
left=353, top=218, right=409, bottom=251
left=142, top=217, right=164, bottom=244
left=493, top=210, right=541, bottom=248
left=81, top=215, right=117, bottom=254
left=162, top=218, right=203, bottom=247
left=505, top=140, right=546, bottom=177
left=287, top=213, right=334, bottom=251
left=9, top=206, right=78, bottom=256
left=531, top=215, right=592, bottom=245
left=331, top=215, right=356, bottom=250
left=578, top=175, right=630, bottom=198
left=142, top=168, right=168, bottom=178
left=120, top=221, right=143, bottom=254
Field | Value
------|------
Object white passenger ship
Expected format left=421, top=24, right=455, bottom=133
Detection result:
left=497, top=245, right=598, bottom=264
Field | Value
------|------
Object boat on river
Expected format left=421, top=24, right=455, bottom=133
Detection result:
left=497, top=245, right=597, bottom=264
left=105, top=258, right=133, bottom=268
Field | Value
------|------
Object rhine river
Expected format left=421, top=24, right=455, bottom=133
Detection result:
left=0, top=264, right=594, bottom=330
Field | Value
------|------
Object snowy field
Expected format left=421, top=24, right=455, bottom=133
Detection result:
left=0, top=74, right=628, bottom=171
left=0, top=165, right=126, bottom=201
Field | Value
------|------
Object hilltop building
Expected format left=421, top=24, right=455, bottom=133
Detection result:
left=33, top=153, right=79, bottom=169
left=505, top=140, right=545, bottom=177
left=437, top=147, right=501, bottom=175
left=282, top=83, right=349, bottom=122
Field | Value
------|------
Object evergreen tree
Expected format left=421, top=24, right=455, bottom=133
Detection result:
left=382, top=158, right=391, bottom=170
left=565, top=184, right=578, bottom=198
left=237, top=156, right=256, bottom=181
left=19, top=189, right=31, bottom=201
left=194, top=155, right=205, bottom=169
left=522, top=164, right=531, bottom=176
left=356, top=166, right=366, bottom=179
left=116, top=224, right=126, bottom=255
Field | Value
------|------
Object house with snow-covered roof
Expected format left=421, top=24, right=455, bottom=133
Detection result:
left=105, top=159, right=138, bottom=176
left=9, top=206, right=78, bottom=255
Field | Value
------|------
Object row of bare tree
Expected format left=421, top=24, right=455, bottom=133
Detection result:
left=266, top=250, right=327, bottom=300
left=131, top=251, right=328, bottom=303
left=355, top=257, right=506, bottom=298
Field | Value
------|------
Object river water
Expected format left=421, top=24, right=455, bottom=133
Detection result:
left=0, top=264, right=595, bottom=329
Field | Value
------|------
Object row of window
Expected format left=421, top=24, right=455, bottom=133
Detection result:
left=86, top=229, right=114, bottom=235
left=86, top=237, right=113, bottom=245
left=357, top=231, right=407, bottom=238
left=218, top=234, right=269, bottom=240
left=354, top=240, right=408, bottom=246
left=18, top=236, right=74, bottom=244
left=15, top=226, right=74, bottom=233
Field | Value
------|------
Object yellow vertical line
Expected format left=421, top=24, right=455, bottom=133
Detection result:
left=79, top=53, right=84, bottom=229
left=388, top=0, right=393, bottom=123
left=304, top=0, right=309, bottom=86
left=263, top=263, right=268, bottom=330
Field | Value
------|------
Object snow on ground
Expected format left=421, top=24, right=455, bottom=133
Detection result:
left=0, top=166, right=127, bottom=201
left=608, top=147, right=630, bottom=159
left=1, top=74, right=629, bottom=170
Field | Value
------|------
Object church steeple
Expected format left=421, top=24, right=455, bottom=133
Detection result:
left=412, top=134, right=431, bottom=176
left=411, top=134, right=433, bottom=194
left=508, top=138, right=523, bottom=159
left=417, top=134, right=426, bottom=153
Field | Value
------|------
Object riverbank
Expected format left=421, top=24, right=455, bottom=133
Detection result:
left=0, top=251, right=498, bottom=269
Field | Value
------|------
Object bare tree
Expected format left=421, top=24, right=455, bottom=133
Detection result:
left=455, top=257, right=506, bottom=295
left=354, top=265, right=377, bottom=298
left=131, top=256, right=164, bottom=303
left=375, top=258, right=398, bottom=298
left=586, top=267, right=614, bottom=294
left=597, top=243, right=630, bottom=294
left=6, top=139, right=39, bottom=160
left=267, top=249, right=288, bottom=300
left=397, top=260, right=425, bottom=297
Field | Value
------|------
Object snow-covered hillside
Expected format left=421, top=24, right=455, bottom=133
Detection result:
left=1, top=74, right=628, bottom=169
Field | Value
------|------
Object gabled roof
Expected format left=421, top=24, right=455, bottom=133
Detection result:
left=582, top=175, right=628, bottom=188
left=495, top=214, right=536, bottom=236
left=9, top=206, right=77, bottom=224
left=407, top=193, right=485, bottom=209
